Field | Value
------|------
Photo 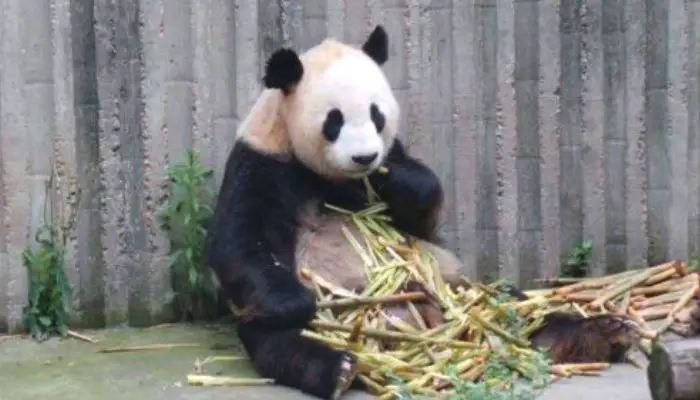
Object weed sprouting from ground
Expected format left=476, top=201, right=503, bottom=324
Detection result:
left=158, top=150, right=218, bottom=321
left=21, top=226, right=72, bottom=341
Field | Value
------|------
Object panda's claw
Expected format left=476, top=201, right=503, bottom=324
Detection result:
left=331, top=353, right=358, bottom=400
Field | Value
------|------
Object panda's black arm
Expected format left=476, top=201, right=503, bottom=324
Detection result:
left=368, top=138, right=444, bottom=242
left=204, top=141, right=317, bottom=330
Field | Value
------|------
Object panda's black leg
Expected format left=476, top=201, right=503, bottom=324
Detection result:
left=237, top=322, right=358, bottom=400
left=216, top=263, right=319, bottom=331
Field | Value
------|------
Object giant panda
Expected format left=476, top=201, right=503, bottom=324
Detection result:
left=204, top=26, right=639, bottom=400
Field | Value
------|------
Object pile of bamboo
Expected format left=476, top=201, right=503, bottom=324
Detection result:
left=532, top=259, right=698, bottom=340
left=189, top=186, right=699, bottom=398
left=296, top=200, right=699, bottom=398
left=297, top=202, right=549, bottom=399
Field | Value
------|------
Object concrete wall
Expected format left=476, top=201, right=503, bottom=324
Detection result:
left=0, top=0, right=698, bottom=332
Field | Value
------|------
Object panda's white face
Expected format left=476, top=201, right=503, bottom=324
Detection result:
left=314, top=54, right=398, bottom=179
left=283, top=45, right=399, bottom=180
left=259, top=26, right=399, bottom=180
left=323, top=104, right=386, bottom=179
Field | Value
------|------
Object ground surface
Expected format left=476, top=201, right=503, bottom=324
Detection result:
left=0, top=322, right=668, bottom=400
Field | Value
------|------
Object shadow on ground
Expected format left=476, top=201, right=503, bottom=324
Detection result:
left=0, top=323, right=655, bottom=399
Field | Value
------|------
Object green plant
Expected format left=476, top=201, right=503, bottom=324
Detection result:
left=443, top=347, right=550, bottom=400
left=21, top=226, right=72, bottom=341
left=562, top=239, right=593, bottom=278
left=493, top=291, right=527, bottom=337
left=441, top=291, right=551, bottom=400
left=158, top=150, right=217, bottom=321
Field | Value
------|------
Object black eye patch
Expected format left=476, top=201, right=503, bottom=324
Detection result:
left=322, top=108, right=344, bottom=142
left=370, top=103, right=385, bottom=133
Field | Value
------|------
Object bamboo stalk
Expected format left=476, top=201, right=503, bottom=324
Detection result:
left=317, top=292, right=426, bottom=309
left=642, top=265, right=685, bottom=286
left=565, top=293, right=598, bottom=302
left=467, top=310, right=530, bottom=348
left=633, top=290, right=688, bottom=309
left=533, top=277, right=586, bottom=285
left=654, top=276, right=700, bottom=337
left=67, top=330, right=98, bottom=344
left=347, top=310, right=367, bottom=350
left=555, top=262, right=680, bottom=297
left=553, top=362, right=610, bottom=371
left=588, top=264, right=677, bottom=310
left=553, top=270, right=641, bottom=296
left=630, top=276, right=692, bottom=297
left=637, top=304, right=675, bottom=321
left=308, top=320, right=480, bottom=349
left=187, top=375, right=273, bottom=387
left=98, top=343, right=200, bottom=353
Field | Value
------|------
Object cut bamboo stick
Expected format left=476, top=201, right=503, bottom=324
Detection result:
left=187, top=375, right=273, bottom=387
left=317, top=292, right=426, bottom=309
left=98, top=343, right=200, bottom=353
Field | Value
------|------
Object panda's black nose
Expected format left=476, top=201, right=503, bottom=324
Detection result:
left=352, top=152, right=378, bottom=166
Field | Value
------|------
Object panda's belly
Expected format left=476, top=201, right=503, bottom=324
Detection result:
left=295, top=204, right=369, bottom=292
left=294, top=201, right=466, bottom=294
left=294, top=201, right=469, bottom=340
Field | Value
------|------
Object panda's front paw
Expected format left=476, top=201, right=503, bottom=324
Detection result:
left=371, top=161, right=442, bottom=209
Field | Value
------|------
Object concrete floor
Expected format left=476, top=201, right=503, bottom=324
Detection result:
left=0, top=322, right=662, bottom=400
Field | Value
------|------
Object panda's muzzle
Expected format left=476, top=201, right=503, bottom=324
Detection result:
left=351, top=152, right=378, bottom=166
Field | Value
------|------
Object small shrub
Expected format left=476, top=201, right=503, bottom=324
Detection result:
left=21, top=226, right=72, bottom=341
left=158, top=150, right=217, bottom=321
left=562, top=239, right=593, bottom=278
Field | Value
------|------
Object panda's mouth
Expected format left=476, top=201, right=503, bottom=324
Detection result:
left=340, top=166, right=375, bottom=179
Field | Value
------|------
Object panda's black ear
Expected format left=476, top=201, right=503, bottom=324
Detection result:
left=263, top=48, right=304, bottom=94
left=362, top=25, right=389, bottom=66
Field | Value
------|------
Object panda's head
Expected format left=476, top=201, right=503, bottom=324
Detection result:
left=262, top=26, right=399, bottom=180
